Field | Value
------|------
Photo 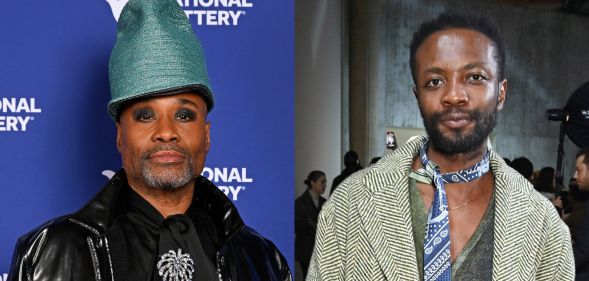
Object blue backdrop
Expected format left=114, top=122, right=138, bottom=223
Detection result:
left=0, top=0, right=294, bottom=277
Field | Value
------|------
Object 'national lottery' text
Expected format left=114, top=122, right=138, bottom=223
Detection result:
left=0, top=98, right=41, bottom=132
left=178, top=0, right=254, bottom=26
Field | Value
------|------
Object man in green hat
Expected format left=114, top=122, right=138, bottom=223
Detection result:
left=7, top=0, right=291, bottom=280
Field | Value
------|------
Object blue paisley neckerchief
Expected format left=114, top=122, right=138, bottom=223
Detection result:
left=411, top=140, right=490, bottom=281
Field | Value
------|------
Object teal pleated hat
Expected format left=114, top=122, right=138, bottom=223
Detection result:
left=108, top=0, right=214, bottom=120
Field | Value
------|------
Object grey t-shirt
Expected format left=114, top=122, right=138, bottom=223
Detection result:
left=409, top=178, right=495, bottom=280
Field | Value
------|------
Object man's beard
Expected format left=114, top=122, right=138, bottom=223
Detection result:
left=140, top=145, right=195, bottom=190
left=421, top=107, right=497, bottom=155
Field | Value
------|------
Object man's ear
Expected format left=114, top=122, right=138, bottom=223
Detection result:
left=116, top=122, right=123, bottom=153
left=497, top=79, right=507, bottom=110
left=205, top=121, right=211, bottom=153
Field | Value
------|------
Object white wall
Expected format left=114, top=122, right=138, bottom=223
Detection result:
left=295, top=0, right=342, bottom=198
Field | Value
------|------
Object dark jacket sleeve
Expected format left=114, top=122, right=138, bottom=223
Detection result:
left=7, top=218, right=97, bottom=281
left=295, top=197, right=315, bottom=237
left=8, top=236, right=26, bottom=281
left=218, top=226, right=292, bottom=281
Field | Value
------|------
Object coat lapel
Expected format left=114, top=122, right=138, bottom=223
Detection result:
left=356, top=138, right=423, bottom=280
left=490, top=152, right=530, bottom=280
left=354, top=138, right=534, bottom=280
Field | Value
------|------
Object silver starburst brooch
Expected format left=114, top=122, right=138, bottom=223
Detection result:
left=157, top=249, right=195, bottom=281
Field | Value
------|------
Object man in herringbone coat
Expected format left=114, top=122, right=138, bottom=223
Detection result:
left=307, top=11, right=574, bottom=281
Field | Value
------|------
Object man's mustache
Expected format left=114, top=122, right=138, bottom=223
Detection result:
left=433, top=108, right=478, bottom=121
left=141, top=145, right=191, bottom=160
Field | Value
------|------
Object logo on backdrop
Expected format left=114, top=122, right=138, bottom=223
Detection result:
left=0, top=273, right=8, bottom=281
left=106, top=0, right=254, bottom=26
left=0, top=98, right=42, bottom=132
left=201, top=167, right=252, bottom=200
left=102, top=167, right=252, bottom=201
left=105, top=0, right=127, bottom=21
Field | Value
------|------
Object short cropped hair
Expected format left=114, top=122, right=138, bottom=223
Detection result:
left=409, top=10, right=506, bottom=84
left=344, top=150, right=359, bottom=168
left=577, top=148, right=589, bottom=165
left=511, top=157, right=534, bottom=179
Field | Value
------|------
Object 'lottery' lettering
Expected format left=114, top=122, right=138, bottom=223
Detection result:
left=184, top=10, right=243, bottom=25
left=0, top=116, right=31, bottom=131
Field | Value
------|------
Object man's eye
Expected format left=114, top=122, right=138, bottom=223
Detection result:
left=176, top=110, right=196, bottom=121
left=426, top=79, right=443, bottom=87
left=469, top=74, right=487, bottom=81
left=134, top=110, right=154, bottom=121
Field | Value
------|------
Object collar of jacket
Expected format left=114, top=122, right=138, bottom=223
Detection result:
left=301, top=189, right=325, bottom=209
left=72, top=169, right=245, bottom=243
left=356, top=136, right=538, bottom=280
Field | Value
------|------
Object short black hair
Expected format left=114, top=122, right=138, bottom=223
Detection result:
left=577, top=147, right=589, bottom=165
left=534, top=166, right=555, bottom=193
left=511, top=157, right=534, bottom=179
left=344, top=150, right=359, bottom=168
left=409, top=10, right=506, bottom=84
left=370, top=157, right=382, bottom=165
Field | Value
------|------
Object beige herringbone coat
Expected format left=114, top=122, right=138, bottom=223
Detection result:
left=307, top=137, right=574, bottom=281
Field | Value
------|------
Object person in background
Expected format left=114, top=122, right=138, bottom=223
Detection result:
left=511, top=157, right=534, bottom=182
left=534, top=167, right=556, bottom=200
left=565, top=178, right=589, bottom=242
left=503, top=157, right=511, bottom=166
left=532, top=167, right=566, bottom=216
left=330, top=151, right=362, bottom=196
left=370, top=157, right=382, bottom=165
left=295, top=170, right=327, bottom=279
left=575, top=148, right=589, bottom=191
left=572, top=147, right=589, bottom=280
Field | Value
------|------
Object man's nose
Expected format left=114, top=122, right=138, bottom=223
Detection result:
left=152, top=117, right=179, bottom=142
left=442, top=79, right=468, bottom=106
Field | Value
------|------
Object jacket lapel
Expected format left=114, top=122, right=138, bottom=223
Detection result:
left=354, top=139, right=536, bottom=280
left=75, top=170, right=127, bottom=232
left=490, top=153, right=531, bottom=280
left=356, top=138, right=423, bottom=280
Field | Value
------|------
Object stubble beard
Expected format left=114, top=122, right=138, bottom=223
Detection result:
left=421, top=107, right=497, bottom=155
left=580, top=175, right=589, bottom=191
left=140, top=146, right=195, bottom=191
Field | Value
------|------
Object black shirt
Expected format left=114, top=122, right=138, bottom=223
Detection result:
left=107, top=186, right=218, bottom=281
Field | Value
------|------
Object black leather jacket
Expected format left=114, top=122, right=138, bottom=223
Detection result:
left=8, top=170, right=291, bottom=281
